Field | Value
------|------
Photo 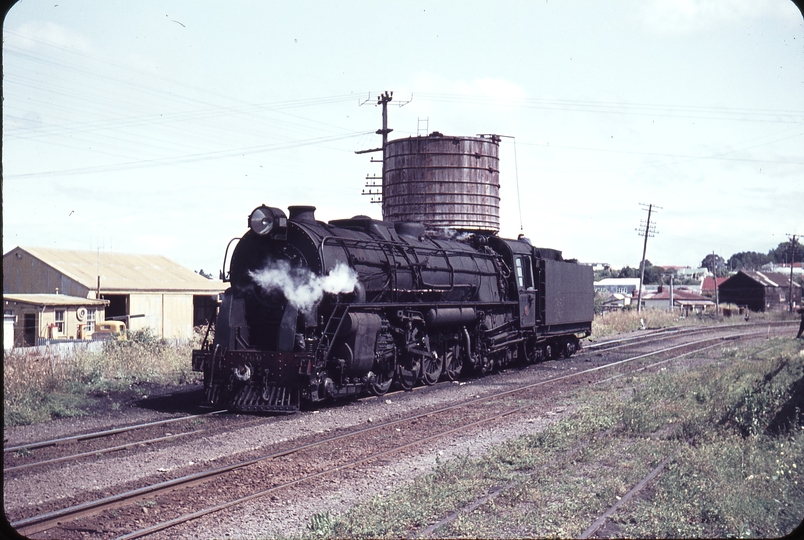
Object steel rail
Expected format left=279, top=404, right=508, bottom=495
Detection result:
left=4, top=410, right=226, bottom=454
left=585, top=320, right=795, bottom=351
left=580, top=449, right=682, bottom=539
left=4, top=429, right=206, bottom=473
left=11, top=327, right=784, bottom=537
left=4, top=413, right=274, bottom=475
left=119, top=331, right=760, bottom=539
left=115, top=405, right=526, bottom=540
left=420, top=333, right=788, bottom=537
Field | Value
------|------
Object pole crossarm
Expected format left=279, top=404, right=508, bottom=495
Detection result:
left=636, top=203, right=662, bottom=313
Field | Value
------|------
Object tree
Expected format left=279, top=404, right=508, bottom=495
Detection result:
left=594, top=268, right=615, bottom=281
left=618, top=266, right=638, bottom=279
left=701, top=253, right=727, bottom=276
left=767, top=241, right=801, bottom=266
left=727, top=251, right=771, bottom=271
left=638, top=260, right=665, bottom=285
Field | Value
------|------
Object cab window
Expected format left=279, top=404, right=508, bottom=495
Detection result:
left=515, top=256, right=533, bottom=289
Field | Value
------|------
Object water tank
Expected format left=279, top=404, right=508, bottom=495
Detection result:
left=383, top=133, right=500, bottom=233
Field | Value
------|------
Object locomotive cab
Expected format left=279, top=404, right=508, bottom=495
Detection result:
left=488, top=237, right=538, bottom=328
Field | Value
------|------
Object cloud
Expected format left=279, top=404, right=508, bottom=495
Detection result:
left=637, top=0, right=796, bottom=34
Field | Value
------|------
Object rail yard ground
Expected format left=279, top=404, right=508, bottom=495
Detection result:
left=4, top=312, right=804, bottom=538
left=305, top=335, right=804, bottom=539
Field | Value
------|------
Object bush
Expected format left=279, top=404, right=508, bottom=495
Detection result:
left=4, top=327, right=204, bottom=427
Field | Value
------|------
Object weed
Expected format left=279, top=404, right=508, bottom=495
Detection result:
left=4, top=327, right=205, bottom=426
left=306, top=511, right=334, bottom=537
left=14, top=447, right=32, bottom=458
left=310, top=338, right=804, bottom=539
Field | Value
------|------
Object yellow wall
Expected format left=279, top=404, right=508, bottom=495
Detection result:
left=128, top=294, right=194, bottom=339
left=7, top=304, right=104, bottom=345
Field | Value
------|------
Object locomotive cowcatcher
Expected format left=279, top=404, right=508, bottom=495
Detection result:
left=192, top=205, right=593, bottom=413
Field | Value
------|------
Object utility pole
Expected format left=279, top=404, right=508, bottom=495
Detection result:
left=713, top=251, right=719, bottom=315
left=356, top=91, right=395, bottom=208
left=787, top=234, right=800, bottom=312
left=636, top=203, right=660, bottom=313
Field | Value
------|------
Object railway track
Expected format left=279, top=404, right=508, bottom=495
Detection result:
left=10, top=323, right=793, bottom=539
left=2, top=411, right=256, bottom=475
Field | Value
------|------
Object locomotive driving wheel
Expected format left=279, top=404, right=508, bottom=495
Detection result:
left=369, top=329, right=396, bottom=396
left=443, top=343, right=463, bottom=381
left=396, top=356, right=421, bottom=391
left=420, top=351, right=442, bottom=386
left=368, top=369, right=393, bottom=396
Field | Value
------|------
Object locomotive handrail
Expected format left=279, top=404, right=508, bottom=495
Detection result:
left=318, top=235, right=501, bottom=265
left=220, top=237, right=241, bottom=282
left=316, top=302, right=350, bottom=363
left=416, top=236, right=457, bottom=291
left=318, top=235, right=501, bottom=302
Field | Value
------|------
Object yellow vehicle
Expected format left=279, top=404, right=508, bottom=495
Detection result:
left=92, top=320, right=127, bottom=341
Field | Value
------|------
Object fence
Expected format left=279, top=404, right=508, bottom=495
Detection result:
left=8, top=340, right=104, bottom=358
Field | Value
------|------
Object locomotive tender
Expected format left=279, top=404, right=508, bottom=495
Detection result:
left=192, top=204, right=593, bottom=413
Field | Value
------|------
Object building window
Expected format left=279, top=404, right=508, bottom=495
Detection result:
left=55, top=310, right=65, bottom=333
left=86, top=310, right=96, bottom=333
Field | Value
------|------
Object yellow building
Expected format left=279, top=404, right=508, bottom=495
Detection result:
left=3, top=247, right=224, bottom=340
left=3, top=294, right=109, bottom=347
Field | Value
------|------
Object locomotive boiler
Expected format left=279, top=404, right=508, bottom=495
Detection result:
left=192, top=204, right=593, bottom=413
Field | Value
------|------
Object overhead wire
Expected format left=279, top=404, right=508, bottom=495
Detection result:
left=4, top=29, right=803, bottom=182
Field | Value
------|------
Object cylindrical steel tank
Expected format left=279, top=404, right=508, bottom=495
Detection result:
left=382, top=133, right=500, bottom=233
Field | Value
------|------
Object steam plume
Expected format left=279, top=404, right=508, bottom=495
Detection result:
left=249, top=260, right=358, bottom=312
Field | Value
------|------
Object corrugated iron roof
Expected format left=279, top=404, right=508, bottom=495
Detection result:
left=4, top=293, right=109, bottom=307
left=741, top=270, right=800, bottom=289
left=645, top=289, right=713, bottom=302
left=701, top=276, right=729, bottom=291
left=595, top=278, right=641, bottom=286
left=9, top=246, right=225, bottom=293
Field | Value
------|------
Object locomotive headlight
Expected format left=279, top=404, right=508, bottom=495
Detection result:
left=249, top=206, right=275, bottom=235
left=248, top=205, right=287, bottom=238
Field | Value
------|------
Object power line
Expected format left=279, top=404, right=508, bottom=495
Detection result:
left=5, top=130, right=374, bottom=179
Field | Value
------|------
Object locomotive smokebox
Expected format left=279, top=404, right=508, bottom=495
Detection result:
left=383, top=133, right=500, bottom=233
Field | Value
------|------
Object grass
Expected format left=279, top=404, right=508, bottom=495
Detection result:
left=591, top=305, right=797, bottom=339
left=3, top=327, right=204, bottom=426
left=294, top=337, right=804, bottom=539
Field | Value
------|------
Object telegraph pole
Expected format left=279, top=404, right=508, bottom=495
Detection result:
left=356, top=91, right=395, bottom=208
left=636, top=203, right=660, bottom=313
left=787, top=234, right=800, bottom=312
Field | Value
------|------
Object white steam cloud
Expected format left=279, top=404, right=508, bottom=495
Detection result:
left=249, top=260, right=359, bottom=313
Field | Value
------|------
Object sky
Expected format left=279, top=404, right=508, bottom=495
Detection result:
left=3, top=0, right=803, bottom=276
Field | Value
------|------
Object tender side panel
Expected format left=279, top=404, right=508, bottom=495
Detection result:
left=543, top=260, right=594, bottom=326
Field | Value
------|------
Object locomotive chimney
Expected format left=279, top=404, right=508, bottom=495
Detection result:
left=288, top=206, right=317, bottom=224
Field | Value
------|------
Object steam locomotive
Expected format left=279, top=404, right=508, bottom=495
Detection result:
left=192, top=205, right=593, bottom=413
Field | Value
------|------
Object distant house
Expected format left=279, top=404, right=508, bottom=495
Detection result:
left=760, top=262, right=804, bottom=276
left=3, top=294, right=109, bottom=348
left=718, top=270, right=801, bottom=312
left=3, top=247, right=224, bottom=339
left=594, top=278, right=641, bottom=295
left=676, top=267, right=710, bottom=281
left=599, top=292, right=632, bottom=311
left=641, top=286, right=714, bottom=315
left=700, top=276, right=729, bottom=299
